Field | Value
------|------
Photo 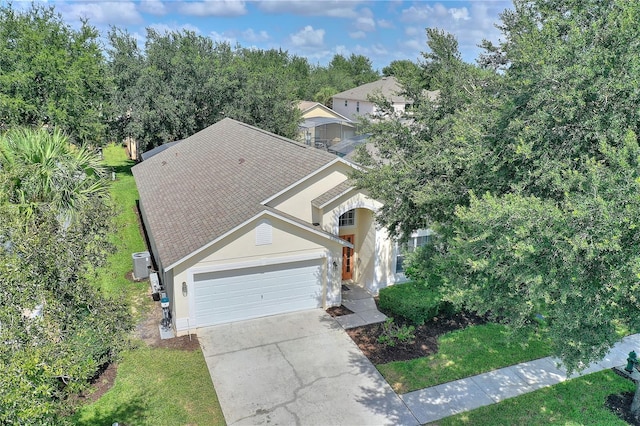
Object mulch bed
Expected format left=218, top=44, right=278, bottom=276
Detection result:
left=346, top=311, right=487, bottom=365
left=605, top=391, right=640, bottom=425
left=326, top=305, right=355, bottom=317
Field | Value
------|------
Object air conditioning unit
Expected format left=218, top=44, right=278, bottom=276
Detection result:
left=132, top=251, right=151, bottom=280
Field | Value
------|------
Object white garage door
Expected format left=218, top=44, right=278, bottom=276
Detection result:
left=193, top=259, right=324, bottom=326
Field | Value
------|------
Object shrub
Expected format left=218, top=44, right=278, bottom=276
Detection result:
left=377, top=318, right=416, bottom=347
left=378, top=281, right=455, bottom=325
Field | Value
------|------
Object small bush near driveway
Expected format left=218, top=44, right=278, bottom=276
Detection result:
left=378, top=281, right=454, bottom=325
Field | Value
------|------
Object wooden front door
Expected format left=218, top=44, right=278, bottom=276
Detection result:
left=341, top=234, right=355, bottom=280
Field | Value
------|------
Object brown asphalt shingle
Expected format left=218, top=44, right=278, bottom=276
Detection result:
left=311, top=180, right=353, bottom=209
left=132, top=118, right=338, bottom=269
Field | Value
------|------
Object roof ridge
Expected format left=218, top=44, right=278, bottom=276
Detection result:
left=226, top=117, right=309, bottom=149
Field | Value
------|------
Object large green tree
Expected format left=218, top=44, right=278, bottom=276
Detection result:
left=108, top=29, right=303, bottom=152
left=0, top=4, right=110, bottom=144
left=0, top=129, right=131, bottom=423
left=355, top=1, right=640, bottom=414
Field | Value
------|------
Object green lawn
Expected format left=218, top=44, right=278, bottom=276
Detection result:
left=72, top=144, right=225, bottom=425
left=378, top=323, right=551, bottom=393
left=94, top=144, right=150, bottom=318
left=72, top=346, right=224, bottom=426
left=435, top=369, right=634, bottom=425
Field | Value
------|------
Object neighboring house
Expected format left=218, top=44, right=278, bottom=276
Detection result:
left=297, top=101, right=356, bottom=149
left=132, top=118, right=413, bottom=335
left=140, top=140, right=182, bottom=161
left=331, top=76, right=438, bottom=121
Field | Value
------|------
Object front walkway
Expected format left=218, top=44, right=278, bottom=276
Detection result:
left=400, top=333, right=640, bottom=424
left=334, top=284, right=388, bottom=329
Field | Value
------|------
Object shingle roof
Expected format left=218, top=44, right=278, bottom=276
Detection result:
left=332, top=77, right=439, bottom=104
left=311, top=181, right=354, bottom=209
left=332, top=76, right=407, bottom=103
left=297, top=100, right=319, bottom=112
left=132, top=118, right=338, bottom=269
left=140, top=140, right=181, bottom=161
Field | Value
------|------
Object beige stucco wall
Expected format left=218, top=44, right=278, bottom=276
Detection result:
left=354, top=208, right=376, bottom=285
left=170, top=214, right=343, bottom=335
left=302, top=105, right=342, bottom=119
left=319, top=190, right=401, bottom=294
left=321, top=191, right=383, bottom=234
left=269, top=161, right=353, bottom=223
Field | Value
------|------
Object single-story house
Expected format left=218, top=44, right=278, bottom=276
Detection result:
left=331, top=76, right=438, bottom=121
left=297, top=101, right=356, bottom=149
left=132, top=118, right=423, bottom=335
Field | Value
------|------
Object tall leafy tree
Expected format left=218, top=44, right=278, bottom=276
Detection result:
left=0, top=4, right=110, bottom=144
left=355, top=1, right=640, bottom=415
left=108, top=30, right=303, bottom=152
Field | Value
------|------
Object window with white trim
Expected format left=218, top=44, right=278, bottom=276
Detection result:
left=395, top=231, right=432, bottom=273
left=338, top=209, right=355, bottom=227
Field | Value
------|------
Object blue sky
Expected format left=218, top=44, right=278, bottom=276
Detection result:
left=26, top=0, right=513, bottom=70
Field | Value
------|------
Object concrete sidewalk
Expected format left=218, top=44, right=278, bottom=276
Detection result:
left=400, top=333, right=640, bottom=424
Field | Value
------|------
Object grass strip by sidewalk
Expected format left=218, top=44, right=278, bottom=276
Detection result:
left=435, top=369, right=633, bottom=425
left=72, top=346, right=225, bottom=426
left=378, top=323, right=551, bottom=393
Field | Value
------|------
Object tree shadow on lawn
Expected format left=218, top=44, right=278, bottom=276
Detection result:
left=109, top=162, right=136, bottom=176
left=73, top=393, right=148, bottom=426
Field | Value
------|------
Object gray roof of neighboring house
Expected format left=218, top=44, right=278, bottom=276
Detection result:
left=140, top=140, right=182, bottom=161
left=132, top=118, right=339, bottom=269
left=332, top=76, right=439, bottom=104
left=298, top=100, right=320, bottom=112
left=332, top=76, right=407, bottom=103
left=298, top=117, right=354, bottom=129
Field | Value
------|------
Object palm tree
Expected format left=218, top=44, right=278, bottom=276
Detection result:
left=0, top=127, right=108, bottom=219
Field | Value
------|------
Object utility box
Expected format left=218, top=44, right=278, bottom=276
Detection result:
left=132, top=251, right=151, bottom=280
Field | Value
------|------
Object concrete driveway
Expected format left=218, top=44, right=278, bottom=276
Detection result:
left=198, top=309, right=418, bottom=425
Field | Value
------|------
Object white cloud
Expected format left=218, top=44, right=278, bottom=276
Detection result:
left=257, top=1, right=362, bottom=18
left=242, top=28, right=270, bottom=43
left=377, top=19, right=394, bottom=29
left=148, top=22, right=201, bottom=34
left=355, top=16, right=375, bottom=32
left=402, top=39, right=423, bottom=52
left=349, top=31, right=366, bottom=40
left=449, top=7, right=471, bottom=21
left=210, top=31, right=237, bottom=45
left=289, top=25, right=325, bottom=48
left=140, top=0, right=167, bottom=16
left=405, top=26, right=420, bottom=37
left=355, top=7, right=375, bottom=32
left=394, top=1, right=511, bottom=63
left=59, top=1, right=142, bottom=25
left=370, top=43, right=388, bottom=56
left=179, top=0, right=247, bottom=17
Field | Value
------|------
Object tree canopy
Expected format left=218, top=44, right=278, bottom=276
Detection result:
left=354, top=0, right=640, bottom=376
left=0, top=4, right=110, bottom=145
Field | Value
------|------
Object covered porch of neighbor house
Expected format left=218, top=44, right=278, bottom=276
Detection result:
left=299, top=117, right=356, bottom=150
